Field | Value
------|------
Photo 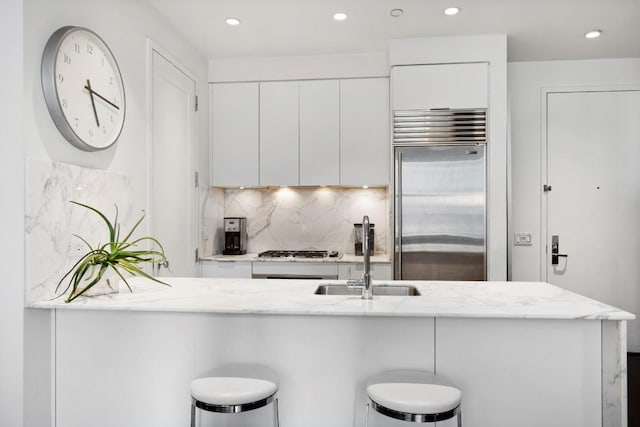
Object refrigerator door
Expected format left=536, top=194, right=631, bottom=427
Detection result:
left=394, top=145, right=486, bottom=280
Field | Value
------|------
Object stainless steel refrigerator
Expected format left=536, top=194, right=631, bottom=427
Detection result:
left=393, top=109, right=487, bottom=280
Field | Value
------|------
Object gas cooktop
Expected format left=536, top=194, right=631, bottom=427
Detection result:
left=258, top=250, right=339, bottom=259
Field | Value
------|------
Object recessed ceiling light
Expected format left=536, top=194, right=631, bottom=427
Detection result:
left=226, top=17, right=241, bottom=26
left=585, top=30, right=602, bottom=39
left=333, top=12, right=348, bottom=21
left=390, top=9, right=404, bottom=17
left=444, top=7, right=460, bottom=16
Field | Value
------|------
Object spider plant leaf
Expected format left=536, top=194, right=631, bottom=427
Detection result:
left=129, top=236, right=167, bottom=253
left=116, top=259, right=170, bottom=287
left=110, top=266, right=133, bottom=293
left=70, top=201, right=116, bottom=243
left=56, top=251, right=94, bottom=293
left=72, top=234, right=95, bottom=252
left=65, top=263, right=109, bottom=303
left=119, top=210, right=146, bottom=247
left=113, top=204, right=119, bottom=239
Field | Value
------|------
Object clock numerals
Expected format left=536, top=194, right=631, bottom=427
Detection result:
left=87, top=44, right=93, bottom=55
left=62, top=99, right=68, bottom=109
left=88, top=129, right=94, bottom=138
left=74, top=117, right=79, bottom=128
left=109, top=76, right=114, bottom=85
left=110, top=115, right=115, bottom=123
left=58, top=73, right=64, bottom=84
left=74, top=42, right=80, bottom=54
left=63, top=53, right=71, bottom=64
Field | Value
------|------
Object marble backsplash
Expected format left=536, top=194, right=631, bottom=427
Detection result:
left=201, top=186, right=389, bottom=256
left=25, top=158, right=135, bottom=303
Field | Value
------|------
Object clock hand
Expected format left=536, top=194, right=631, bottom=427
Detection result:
left=85, top=79, right=100, bottom=127
left=83, top=84, right=120, bottom=110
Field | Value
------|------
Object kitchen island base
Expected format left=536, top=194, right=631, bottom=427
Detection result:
left=51, top=309, right=623, bottom=427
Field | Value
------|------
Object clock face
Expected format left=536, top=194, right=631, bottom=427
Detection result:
left=42, top=27, right=126, bottom=151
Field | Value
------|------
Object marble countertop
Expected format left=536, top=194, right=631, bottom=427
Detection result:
left=30, top=277, right=634, bottom=320
left=202, top=253, right=391, bottom=263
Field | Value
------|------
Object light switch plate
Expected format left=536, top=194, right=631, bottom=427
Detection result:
left=514, top=232, right=533, bottom=246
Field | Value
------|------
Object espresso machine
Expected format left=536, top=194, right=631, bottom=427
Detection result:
left=223, top=217, right=248, bottom=255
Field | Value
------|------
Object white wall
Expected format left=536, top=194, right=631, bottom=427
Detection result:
left=0, top=1, right=24, bottom=426
left=509, top=58, right=640, bottom=281
left=209, top=52, right=389, bottom=82
left=21, top=0, right=209, bottom=424
left=24, top=0, right=209, bottom=199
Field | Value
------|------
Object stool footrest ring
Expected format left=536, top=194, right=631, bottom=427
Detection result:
left=370, top=399, right=460, bottom=423
left=193, top=392, right=277, bottom=414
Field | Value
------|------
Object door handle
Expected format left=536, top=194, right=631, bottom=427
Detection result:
left=551, top=235, right=568, bottom=265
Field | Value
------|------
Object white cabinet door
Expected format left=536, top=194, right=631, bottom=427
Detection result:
left=340, top=78, right=390, bottom=186
left=211, top=83, right=259, bottom=187
left=201, top=261, right=252, bottom=278
left=299, top=80, right=340, bottom=186
left=252, top=262, right=338, bottom=278
left=391, top=63, right=488, bottom=110
left=260, top=81, right=299, bottom=186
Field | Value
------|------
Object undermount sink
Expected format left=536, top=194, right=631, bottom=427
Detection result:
left=314, top=284, right=421, bottom=296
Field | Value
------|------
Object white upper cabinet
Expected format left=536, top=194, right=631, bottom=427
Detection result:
left=299, top=80, right=340, bottom=186
left=211, top=82, right=259, bottom=187
left=391, top=63, right=488, bottom=110
left=340, top=78, right=390, bottom=186
left=259, top=81, right=299, bottom=186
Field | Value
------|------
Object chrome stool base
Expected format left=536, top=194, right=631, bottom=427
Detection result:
left=366, top=401, right=461, bottom=426
left=190, top=395, right=280, bottom=427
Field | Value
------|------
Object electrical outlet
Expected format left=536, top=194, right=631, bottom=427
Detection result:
left=514, top=232, right=533, bottom=246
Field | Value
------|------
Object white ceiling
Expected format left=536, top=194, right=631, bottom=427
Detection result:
left=146, top=0, right=640, bottom=62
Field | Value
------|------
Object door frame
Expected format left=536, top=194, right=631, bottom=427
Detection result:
left=540, top=84, right=640, bottom=281
left=145, top=39, right=199, bottom=276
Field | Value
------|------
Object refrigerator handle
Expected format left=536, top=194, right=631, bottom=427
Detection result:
left=395, top=150, right=402, bottom=280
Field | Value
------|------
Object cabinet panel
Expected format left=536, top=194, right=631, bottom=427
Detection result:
left=338, top=263, right=392, bottom=280
left=211, top=83, right=259, bottom=187
left=340, top=78, right=390, bottom=186
left=299, top=80, right=340, bottom=186
left=252, top=262, right=338, bottom=279
left=201, top=261, right=252, bottom=278
left=391, top=63, right=488, bottom=110
left=260, top=82, right=299, bottom=186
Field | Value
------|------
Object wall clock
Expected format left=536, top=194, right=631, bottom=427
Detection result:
left=41, top=26, right=126, bottom=151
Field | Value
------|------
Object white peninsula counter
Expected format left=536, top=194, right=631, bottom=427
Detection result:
left=31, top=278, right=633, bottom=427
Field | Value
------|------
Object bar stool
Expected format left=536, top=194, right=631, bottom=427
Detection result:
left=365, top=371, right=462, bottom=426
left=190, top=364, right=280, bottom=427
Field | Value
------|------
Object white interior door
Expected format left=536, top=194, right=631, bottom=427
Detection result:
left=150, top=49, right=197, bottom=277
left=546, top=89, right=640, bottom=351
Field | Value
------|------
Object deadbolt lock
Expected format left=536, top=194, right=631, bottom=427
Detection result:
left=551, top=235, right=568, bottom=265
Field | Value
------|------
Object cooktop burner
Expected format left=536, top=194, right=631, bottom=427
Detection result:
left=258, top=250, right=339, bottom=259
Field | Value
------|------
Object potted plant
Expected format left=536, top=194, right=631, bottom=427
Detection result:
left=56, top=201, right=170, bottom=303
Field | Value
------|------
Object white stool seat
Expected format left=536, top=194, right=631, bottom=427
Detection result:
left=191, top=377, right=278, bottom=406
left=367, top=382, right=462, bottom=414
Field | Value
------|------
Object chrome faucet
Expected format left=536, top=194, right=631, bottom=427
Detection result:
left=347, top=215, right=373, bottom=299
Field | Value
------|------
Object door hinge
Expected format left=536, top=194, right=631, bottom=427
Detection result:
left=543, top=184, right=552, bottom=192
left=194, top=171, right=199, bottom=187
left=194, top=95, right=199, bottom=112
left=195, top=248, right=199, bottom=263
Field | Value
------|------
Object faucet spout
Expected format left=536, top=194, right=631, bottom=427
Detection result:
left=361, top=215, right=372, bottom=299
